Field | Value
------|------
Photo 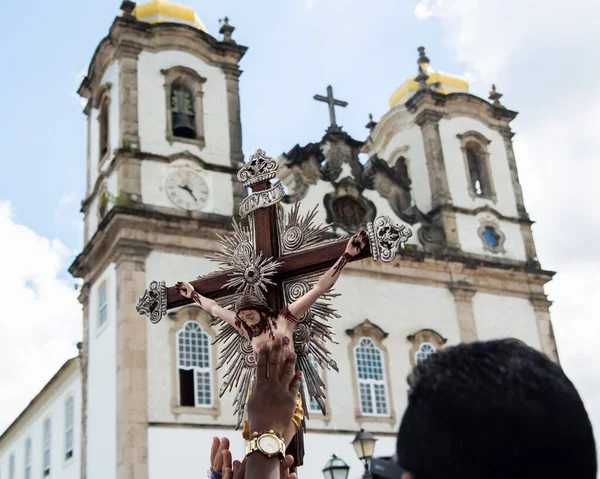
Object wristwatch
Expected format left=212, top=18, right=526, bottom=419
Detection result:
left=246, top=432, right=285, bottom=459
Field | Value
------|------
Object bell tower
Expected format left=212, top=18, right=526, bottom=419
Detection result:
left=69, top=2, right=247, bottom=478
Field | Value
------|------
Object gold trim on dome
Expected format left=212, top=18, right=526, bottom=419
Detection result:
left=389, top=63, right=469, bottom=107
left=133, top=0, right=208, bottom=33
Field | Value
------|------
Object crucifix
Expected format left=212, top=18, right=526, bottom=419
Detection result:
left=314, top=85, right=348, bottom=131
left=136, top=149, right=412, bottom=468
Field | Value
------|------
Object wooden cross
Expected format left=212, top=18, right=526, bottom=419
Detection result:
left=138, top=150, right=411, bottom=318
left=136, top=149, right=411, bottom=466
left=313, top=85, right=348, bottom=131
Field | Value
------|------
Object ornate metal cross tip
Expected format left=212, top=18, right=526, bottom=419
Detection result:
left=136, top=280, right=167, bottom=324
left=367, top=216, right=413, bottom=262
left=236, top=149, right=280, bottom=187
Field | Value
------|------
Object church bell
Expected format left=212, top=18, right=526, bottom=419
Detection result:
left=172, top=113, right=196, bottom=139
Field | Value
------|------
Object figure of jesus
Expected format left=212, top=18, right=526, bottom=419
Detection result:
left=176, top=230, right=368, bottom=446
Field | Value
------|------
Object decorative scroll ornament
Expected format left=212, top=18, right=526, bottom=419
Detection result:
left=237, top=149, right=280, bottom=187
left=278, top=203, right=333, bottom=255
left=367, top=215, right=413, bottom=262
left=239, top=183, right=285, bottom=218
left=136, top=280, right=167, bottom=324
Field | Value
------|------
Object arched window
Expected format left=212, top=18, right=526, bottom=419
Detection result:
left=407, top=329, right=447, bottom=367
left=415, top=342, right=436, bottom=365
left=466, top=146, right=484, bottom=195
left=457, top=132, right=496, bottom=202
left=170, top=83, right=197, bottom=139
left=177, top=321, right=213, bottom=407
left=162, top=67, right=206, bottom=146
left=42, top=417, right=51, bottom=477
left=98, top=99, right=109, bottom=158
left=354, top=337, right=389, bottom=416
left=65, top=396, right=74, bottom=461
left=24, top=438, right=32, bottom=479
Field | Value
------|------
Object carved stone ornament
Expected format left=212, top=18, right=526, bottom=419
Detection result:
left=136, top=280, right=167, bottom=324
left=238, top=182, right=285, bottom=218
left=367, top=216, right=413, bottom=262
left=237, top=149, right=280, bottom=187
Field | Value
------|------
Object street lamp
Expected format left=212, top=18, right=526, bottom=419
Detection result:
left=322, top=454, right=350, bottom=479
left=351, top=429, right=378, bottom=478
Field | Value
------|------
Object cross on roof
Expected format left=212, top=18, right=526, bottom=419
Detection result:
left=313, top=85, right=348, bottom=131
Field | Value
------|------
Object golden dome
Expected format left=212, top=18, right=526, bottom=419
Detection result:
left=389, top=47, right=469, bottom=108
left=133, top=0, right=208, bottom=33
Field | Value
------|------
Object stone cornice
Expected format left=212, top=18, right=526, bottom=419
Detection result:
left=81, top=149, right=239, bottom=213
left=345, top=319, right=389, bottom=341
left=79, top=17, right=247, bottom=100
left=406, top=90, right=519, bottom=131
left=428, top=204, right=534, bottom=226
left=69, top=206, right=231, bottom=282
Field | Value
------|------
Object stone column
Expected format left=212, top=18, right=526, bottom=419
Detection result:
left=114, top=242, right=150, bottom=479
left=520, top=223, right=539, bottom=265
left=223, top=65, right=245, bottom=215
left=449, top=284, right=478, bottom=343
left=415, top=110, right=452, bottom=209
left=415, top=110, right=460, bottom=249
left=530, top=294, right=560, bottom=363
left=117, top=155, right=142, bottom=201
left=117, top=43, right=141, bottom=150
left=78, top=285, right=90, bottom=479
left=499, top=127, right=528, bottom=220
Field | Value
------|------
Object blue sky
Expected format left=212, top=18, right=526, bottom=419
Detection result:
left=0, top=0, right=598, bottom=459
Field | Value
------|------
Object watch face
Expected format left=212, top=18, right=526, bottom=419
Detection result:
left=165, top=168, right=209, bottom=211
left=257, top=435, right=281, bottom=455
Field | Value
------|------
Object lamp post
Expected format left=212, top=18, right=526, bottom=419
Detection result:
left=322, top=454, right=350, bottom=479
left=351, top=429, right=378, bottom=478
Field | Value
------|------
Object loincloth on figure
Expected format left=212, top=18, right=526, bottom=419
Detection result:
left=242, top=391, right=304, bottom=440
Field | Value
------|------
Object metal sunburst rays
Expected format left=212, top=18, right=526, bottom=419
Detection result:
left=278, top=203, right=333, bottom=255
left=204, top=202, right=343, bottom=426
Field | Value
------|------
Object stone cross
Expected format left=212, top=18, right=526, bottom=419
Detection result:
left=313, top=85, right=348, bottom=131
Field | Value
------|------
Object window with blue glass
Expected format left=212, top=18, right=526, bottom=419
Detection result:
left=482, top=226, right=501, bottom=249
left=354, top=337, right=389, bottom=416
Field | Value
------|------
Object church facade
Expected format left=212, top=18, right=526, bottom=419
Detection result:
left=0, top=1, right=558, bottom=479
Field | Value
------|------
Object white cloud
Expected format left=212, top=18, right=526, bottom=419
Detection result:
left=0, top=202, right=82, bottom=433
left=415, top=0, right=600, bottom=457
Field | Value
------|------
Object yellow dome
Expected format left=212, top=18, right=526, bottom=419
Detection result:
left=389, top=47, right=469, bottom=108
left=133, top=0, right=208, bottom=33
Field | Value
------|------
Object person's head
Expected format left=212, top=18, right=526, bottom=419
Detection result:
left=234, top=294, right=276, bottom=327
left=395, top=339, right=597, bottom=479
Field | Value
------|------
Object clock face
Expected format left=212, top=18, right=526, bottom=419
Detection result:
left=257, top=435, right=281, bottom=455
left=165, top=168, right=209, bottom=211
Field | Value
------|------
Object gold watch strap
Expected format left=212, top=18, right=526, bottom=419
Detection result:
left=245, top=433, right=285, bottom=458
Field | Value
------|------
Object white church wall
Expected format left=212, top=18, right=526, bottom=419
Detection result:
left=294, top=179, right=335, bottom=227
left=148, top=426, right=396, bottom=479
left=473, top=293, right=542, bottom=349
left=144, top=251, right=239, bottom=426
left=379, top=122, right=432, bottom=213
left=137, top=51, right=231, bottom=166
left=455, top=212, right=527, bottom=261
left=0, top=363, right=81, bottom=479
left=141, top=158, right=233, bottom=216
left=86, top=263, right=117, bottom=479
left=438, top=117, right=518, bottom=217
left=317, top=273, right=461, bottom=433
left=144, top=250, right=461, bottom=434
